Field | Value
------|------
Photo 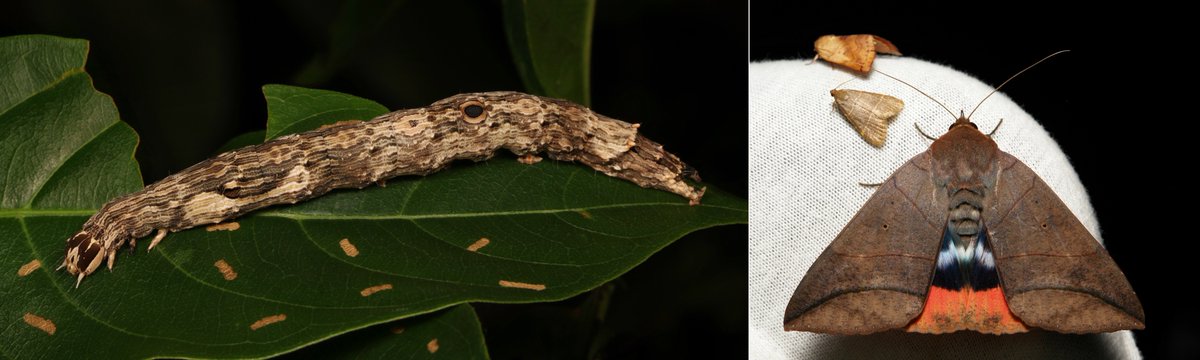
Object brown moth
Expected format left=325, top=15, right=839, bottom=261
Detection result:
left=785, top=52, right=1145, bottom=334
left=62, top=91, right=705, bottom=286
left=830, top=89, right=904, bottom=147
left=814, top=34, right=901, bottom=73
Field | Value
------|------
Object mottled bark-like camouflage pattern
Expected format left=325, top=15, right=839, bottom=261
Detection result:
left=63, top=91, right=704, bottom=285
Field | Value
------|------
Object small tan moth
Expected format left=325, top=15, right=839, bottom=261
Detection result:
left=830, top=89, right=904, bottom=147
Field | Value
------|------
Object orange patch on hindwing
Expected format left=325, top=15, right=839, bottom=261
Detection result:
left=906, top=286, right=1028, bottom=334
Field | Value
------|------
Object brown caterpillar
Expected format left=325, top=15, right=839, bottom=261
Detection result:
left=62, top=91, right=705, bottom=286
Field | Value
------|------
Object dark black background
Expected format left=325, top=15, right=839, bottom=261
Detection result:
left=2, top=1, right=747, bottom=358
left=754, top=2, right=1196, bottom=359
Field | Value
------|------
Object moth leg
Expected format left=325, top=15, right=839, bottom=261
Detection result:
left=147, top=229, right=168, bottom=251
left=377, top=179, right=387, bottom=188
left=858, top=182, right=883, bottom=187
left=518, top=153, right=543, bottom=165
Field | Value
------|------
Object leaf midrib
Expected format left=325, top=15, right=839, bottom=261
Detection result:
left=268, top=201, right=744, bottom=219
left=12, top=204, right=735, bottom=351
left=0, top=201, right=747, bottom=219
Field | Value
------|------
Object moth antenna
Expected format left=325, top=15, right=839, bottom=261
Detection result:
left=874, top=68, right=958, bottom=121
left=913, top=123, right=939, bottom=141
left=966, top=50, right=1070, bottom=120
left=986, top=118, right=1004, bottom=137
left=833, top=76, right=856, bottom=90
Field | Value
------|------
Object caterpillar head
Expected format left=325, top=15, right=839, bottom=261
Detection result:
left=62, top=228, right=109, bottom=287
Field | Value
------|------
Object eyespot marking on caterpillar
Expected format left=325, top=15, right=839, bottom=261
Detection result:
left=250, top=314, right=287, bottom=330
left=18, top=259, right=41, bottom=277
left=460, top=100, right=487, bottom=124
left=23, top=313, right=56, bottom=335
left=339, top=238, right=360, bottom=257
left=63, top=91, right=704, bottom=284
left=206, top=222, right=240, bottom=232
left=466, top=238, right=490, bottom=252
left=426, top=338, right=440, bottom=353
left=214, top=259, right=238, bottom=280
left=498, top=280, right=546, bottom=291
left=360, top=283, right=393, bottom=297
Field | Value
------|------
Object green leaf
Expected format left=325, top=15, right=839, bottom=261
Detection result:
left=293, top=0, right=406, bottom=86
left=0, top=35, right=142, bottom=209
left=502, top=0, right=595, bottom=105
left=0, top=36, right=744, bottom=358
left=215, top=130, right=266, bottom=153
left=283, top=304, right=489, bottom=359
left=262, top=84, right=388, bottom=140
left=0, top=34, right=143, bottom=356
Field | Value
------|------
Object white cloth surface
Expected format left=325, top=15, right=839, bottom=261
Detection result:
left=748, top=57, right=1140, bottom=359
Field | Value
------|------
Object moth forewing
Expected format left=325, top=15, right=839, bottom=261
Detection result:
left=830, top=89, right=904, bottom=147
